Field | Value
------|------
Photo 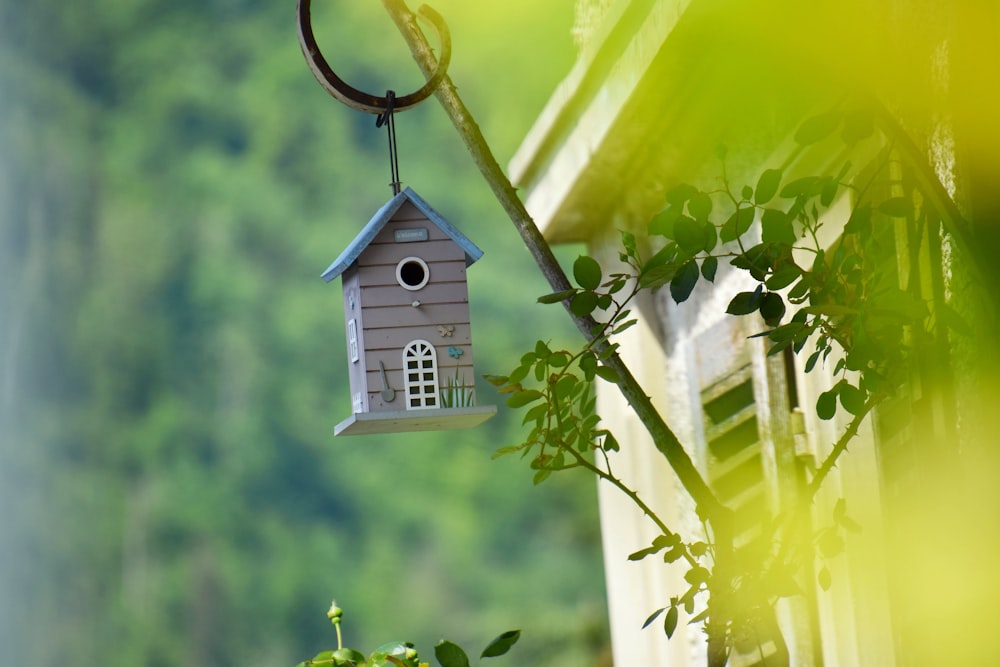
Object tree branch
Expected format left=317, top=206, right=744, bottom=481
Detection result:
left=379, top=0, right=727, bottom=523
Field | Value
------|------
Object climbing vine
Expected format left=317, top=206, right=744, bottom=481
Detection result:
left=484, top=104, right=964, bottom=662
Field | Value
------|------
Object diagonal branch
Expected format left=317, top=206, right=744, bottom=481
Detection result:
left=379, top=0, right=727, bottom=524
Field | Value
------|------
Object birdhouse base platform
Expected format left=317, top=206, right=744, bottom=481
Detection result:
left=334, top=406, right=497, bottom=437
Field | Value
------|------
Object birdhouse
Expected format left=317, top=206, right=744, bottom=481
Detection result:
left=322, top=187, right=497, bottom=436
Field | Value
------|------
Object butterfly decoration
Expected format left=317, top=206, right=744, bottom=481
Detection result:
left=438, top=325, right=455, bottom=337
left=448, top=346, right=464, bottom=359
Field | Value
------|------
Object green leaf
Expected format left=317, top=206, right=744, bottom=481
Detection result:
left=484, top=374, right=509, bottom=387
left=684, top=566, right=710, bottom=586
left=334, top=648, right=366, bottom=663
left=602, top=432, right=620, bottom=452
left=481, top=630, right=521, bottom=658
left=765, top=264, right=801, bottom=290
left=804, top=349, right=822, bottom=373
left=649, top=205, right=681, bottom=238
left=839, top=383, right=866, bottom=415
left=759, top=292, right=786, bottom=326
left=674, top=216, right=706, bottom=253
left=841, top=108, right=874, bottom=144
left=594, top=365, right=619, bottom=383
left=688, top=192, right=713, bottom=221
left=741, top=184, right=753, bottom=200
left=843, top=205, right=872, bottom=235
left=629, top=546, right=659, bottom=561
left=701, top=256, right=718, bottom=282
left=817, top=388, right=838, bottom=420
left=663, top=546, right=686, bottom=563
left=670, top=259, right=700, bottom=303
left=689, top=541, right=708, bottom=557
left=548, top=352, right=570, bottom=367
left=642, top=242, right=678, bottom=273
left=665, top=183, right=698, bottom=205
left=839, top=514, right=863, bottom=534
left=818, top=566, right=832, bottom=591
left=688, top=608, right=710, bottom=625
left=642, top=607, right=667, bottom=629
left=794, top=111, right=841, bottom=145
left=574, top=255, right=603, bottom=290
left=435, top=641, right=471, bottom=667
left=523, top=403, right=548, bottom=426
left=506, top=390, right=543, bottom=408
left=532, top=468, right=552, bottom=485
left=372, top=642, right=411, bottom=661
left=640, top=263, right=678, bottom=290
left=780, top=176, right=822, bottom=199
left=818, top=530, right=845, bottom=558
left=612, top=319, right=638, bottom=335
left=537, top=289, right=577, bottom=304
left=555, top=375, right=578, bottom=399
left=878, top=196, right=912, bottom=217
left=727, top=289, right=763, bottom=316
left=762, top=321, right=804, bottom=344
left=720, top=206, right=755, bottom=243
left=761, top=208, right=796, bottom=244
left=570, top=291, right=599, bottom=317
left=701, top=221, right=718, bottom=253
left=755, top=168, right=782, bottom=204
left=664, top=606, right=679, bottom=639
left=620, top=230, right=638, bottom=258
left=820, top=176, right=839, bottom=207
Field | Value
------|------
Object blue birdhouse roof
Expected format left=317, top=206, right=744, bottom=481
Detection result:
left=321, top=187, right=484, bottom=283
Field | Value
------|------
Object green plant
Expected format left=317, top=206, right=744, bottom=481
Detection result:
left=295, top=602, right=520, bottom=667
left=485, top=104, right=967, bottom=662
left=440, top=369, right=474, bottom=408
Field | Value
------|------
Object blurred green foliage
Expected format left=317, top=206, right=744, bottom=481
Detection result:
left=0, top=2, right=608, bottom=665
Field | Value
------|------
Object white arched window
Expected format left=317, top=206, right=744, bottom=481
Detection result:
left=403, top=340, right=439, bottom=410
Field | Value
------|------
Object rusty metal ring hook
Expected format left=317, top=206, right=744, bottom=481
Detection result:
left=297, top=0, right=451, bottom=115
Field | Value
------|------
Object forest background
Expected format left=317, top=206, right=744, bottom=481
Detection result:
left=0, top=1, right=611, bottom=665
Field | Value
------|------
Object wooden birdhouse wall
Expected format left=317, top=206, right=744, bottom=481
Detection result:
left=340, top=266, right=368, bottom=413
left=350, top=200, right=476, bottom=413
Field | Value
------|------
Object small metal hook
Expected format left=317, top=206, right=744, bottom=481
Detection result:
left=296, top=0, right=452, bottom=115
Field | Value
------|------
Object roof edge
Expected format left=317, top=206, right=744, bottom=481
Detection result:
left=321, top=187, right=484, bottom=283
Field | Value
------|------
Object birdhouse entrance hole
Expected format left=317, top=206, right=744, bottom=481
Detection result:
left=396, top=257, right=429, bottom=290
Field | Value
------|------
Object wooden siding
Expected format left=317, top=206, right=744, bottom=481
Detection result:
left=360, top=324, right=472, bottom=350
left=357, top=238, right=466, bottom=267
left=360, top=282, right=469, bottom=308
left=358, top=261, right=468, bottom=287
left=360, top=303, right=470, bottom=330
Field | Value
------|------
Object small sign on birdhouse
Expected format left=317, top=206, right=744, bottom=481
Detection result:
left=322, top=187, right=496, bottom=436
